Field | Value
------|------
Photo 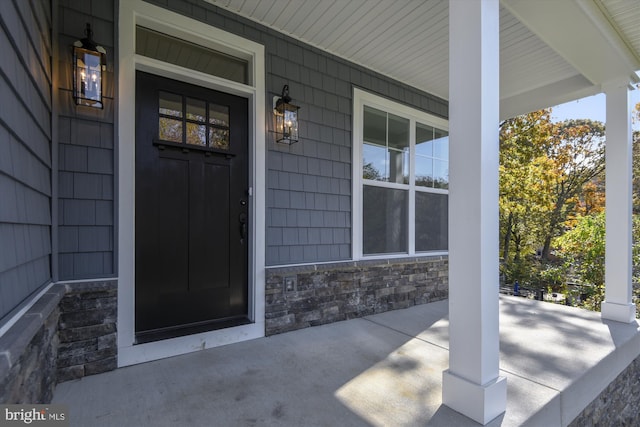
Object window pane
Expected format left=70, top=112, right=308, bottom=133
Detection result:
left=209, top=104, right=229, bottom=126
left=186, top=123, right=206, bottom=146
left=186, top=98, right=206, bottom=122
left=433, top=133, right=448, bottom=159
left=388, top=113, right=409, bottom=150
left=388, top=148, right=408, bottom=184
left=433, top=159, right=449, bottom=189
left=363, top=143, right=386, bottom=181
left=363, top=186, right=408, bottom=255
left=416, top=123, right=434, bottom=156
left=159, top=118, right=182, bottom=142
left=364, top=106, right=386, bottom=145
left=209, top=128, right=229, bottom=150
left=159, top=92, right=182, bottom=118
left=434, top=128, right=448, bottom=140
left=415, top=155, right=433, bottom=187
left=415, top=192, right=448, bottom=251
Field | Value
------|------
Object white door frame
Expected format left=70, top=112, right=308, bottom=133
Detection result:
left=117, top=0, right=266, bottom=366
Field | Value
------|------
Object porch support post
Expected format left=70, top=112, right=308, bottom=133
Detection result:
left=442, top=0, right=506, bottom=424
left=601, top=80, right=636, bottom=323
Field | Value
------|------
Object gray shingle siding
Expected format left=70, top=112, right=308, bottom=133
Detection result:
left=262, top=29, right=445, bottom=264
left=0, top=0, right=52, bottom=321
left=147, top=0, right=447, bottom=267
left=56, top=1, right=116, bottom=280
left=139, top=0, right=445, bottom=266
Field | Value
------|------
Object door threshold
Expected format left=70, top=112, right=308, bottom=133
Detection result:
left=135, top=316, right=251, bottom=344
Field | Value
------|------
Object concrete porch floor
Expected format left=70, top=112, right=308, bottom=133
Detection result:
left=52, top=296, right=640, bottom=426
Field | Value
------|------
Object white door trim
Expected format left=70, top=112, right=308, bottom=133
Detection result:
left=117, top=0, right=266, bottom=366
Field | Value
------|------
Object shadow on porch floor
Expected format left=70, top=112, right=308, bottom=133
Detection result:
left=52, top=296, right=640, bottom=426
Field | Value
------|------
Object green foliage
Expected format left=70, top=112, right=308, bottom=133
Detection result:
left=499, top=111, right=556, bottom=261
left=499, top=111, right=606, bottom=264
left=499, top=101, right=640, bottom=318
left=555, top=213, right=606, bottom=287
left=554, top=213, right=640, bottom=316
left=537, top=263, right=567, bottom=291
left=632, top=131, right=640, bottom=214
left=501, top=258, right=536, bottom=286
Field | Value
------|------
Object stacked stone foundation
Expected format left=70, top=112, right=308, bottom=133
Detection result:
left=265, top=256, right=449, bottom=335
left=0, top=280, right=117, bottom=404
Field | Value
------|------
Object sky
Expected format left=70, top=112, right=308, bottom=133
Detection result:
left=550, top=87, right=640, bottom=131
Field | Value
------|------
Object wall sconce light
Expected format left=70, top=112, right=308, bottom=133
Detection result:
left=73, top=23, right=106, bottom=108
left=273, top=85, right=300, bottom=144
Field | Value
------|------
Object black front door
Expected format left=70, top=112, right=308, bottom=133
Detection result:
left=135, top=71, right=249, bottom=343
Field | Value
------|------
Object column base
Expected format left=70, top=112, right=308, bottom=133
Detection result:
left=442, top=370, right=507, bottom=425
left=601, top=301, right=636, bottom=323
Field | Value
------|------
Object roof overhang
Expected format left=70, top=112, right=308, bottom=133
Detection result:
left=206, top=0, right=640, bottom=119
left=501, top=0, right=640, bottom=117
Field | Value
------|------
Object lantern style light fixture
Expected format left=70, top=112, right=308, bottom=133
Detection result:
left=73, top=23, right=106, bottom=108
left=273, top=85, right=300, bottom=144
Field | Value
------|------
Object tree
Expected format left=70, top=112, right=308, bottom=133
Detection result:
left=632, top=94, right=640, bottom=212
left=499, top=110, right=555, bottom=266
left=538, top=119, right=605, bottom=260
left=632, top=131, right=640, bottom=214
left=555, top=212, right=640, bottom=317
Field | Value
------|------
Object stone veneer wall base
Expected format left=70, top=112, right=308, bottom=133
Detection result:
left=265, top=256, right=449, bottom=336
left=0, top=280, right=117, bottom=404
left=0, top=285, right=64, bottom=403
left=57, top=281, right=118, bottom=382
left=568, top=352, right=640, bottom=426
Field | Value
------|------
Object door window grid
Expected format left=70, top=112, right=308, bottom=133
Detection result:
left=158, top=91, right=230, bottom=150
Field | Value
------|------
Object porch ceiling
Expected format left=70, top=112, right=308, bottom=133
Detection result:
left=206, top=0, right=640, bottom=119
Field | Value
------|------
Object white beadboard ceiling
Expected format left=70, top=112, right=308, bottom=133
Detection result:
left=206, top=0, right=640, bottom=118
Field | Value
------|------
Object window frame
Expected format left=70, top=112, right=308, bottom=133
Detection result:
left=352, top=88, right=449, bottom=260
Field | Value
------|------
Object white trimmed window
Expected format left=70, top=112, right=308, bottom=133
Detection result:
left=353, top=89, right=449, bottom=258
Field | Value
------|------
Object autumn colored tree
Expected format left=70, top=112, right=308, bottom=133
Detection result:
left=499, top=110, right=555, bottom=265
left=499, top=111, right=606, bottom=287
left=633, top=100, right=640, bottom=213
left=538, top=119, right=606, bottom=260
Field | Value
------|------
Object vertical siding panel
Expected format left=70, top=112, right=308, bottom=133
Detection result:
left=0, top=0, right=52, bottom=321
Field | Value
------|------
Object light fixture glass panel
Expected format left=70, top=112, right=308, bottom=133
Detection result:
left=284, top=108, right=298, bottom=141
left=75, top=49, right=102, bottom=103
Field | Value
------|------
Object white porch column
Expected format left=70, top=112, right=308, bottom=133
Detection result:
left=442, top=0, right=506, bottom=424
left=601, top=80, right=636, bottom=323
